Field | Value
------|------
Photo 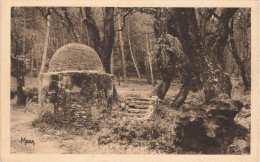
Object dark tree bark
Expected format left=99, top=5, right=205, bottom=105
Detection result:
left=151, top=34, right=176, bottom=99
left=212, top=8, right=238, bottom=68
left=13, top=35, right=27, bottom=105
left=167, top=8, right=236, bottom=103
left=80, top=7, right=102, bottom=53
left=152, top=9, right=193, bottom=103
left=101, top=8, right=116, bottom=73
left=80, top=7, right=118, bottom=99
left=229, top=17, right=250, bottom=91
left=196, top=8, right=214, bottom=40
left=171, top=71, right=193, bottom=108
left=166, top=8, right=246, bottom=154
left=151, top=9, right=175, bottom=99
left=11, top=8, right=26, bottom=105
left=81, top=7, right=115, bottom=73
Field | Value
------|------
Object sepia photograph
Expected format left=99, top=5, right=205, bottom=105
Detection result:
left=1, top=0, right=259, bottom=161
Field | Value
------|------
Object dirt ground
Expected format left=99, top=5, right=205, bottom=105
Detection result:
left=10, top=77, right=170, bottom=154
left=10, top=76, right=250, bottom=154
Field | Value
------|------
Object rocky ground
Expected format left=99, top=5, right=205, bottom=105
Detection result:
left=10, top=76, right=250, bottom=154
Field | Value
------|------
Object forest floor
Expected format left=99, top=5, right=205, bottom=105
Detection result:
left=10, top=76, right=250, bottom=154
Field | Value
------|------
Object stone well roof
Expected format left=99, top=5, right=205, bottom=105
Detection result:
left=48, top=43, right=105, bottom=73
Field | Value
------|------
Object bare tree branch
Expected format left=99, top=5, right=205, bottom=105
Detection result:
left=52, top=7, right=79, bottom=43
left=115, top=8, right=135, bottom=31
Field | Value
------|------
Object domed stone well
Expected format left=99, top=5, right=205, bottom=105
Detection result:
left=45, top=43, right=114, bottom=128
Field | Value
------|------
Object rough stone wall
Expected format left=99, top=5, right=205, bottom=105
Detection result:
left=47, top=71, right=114, bottom=127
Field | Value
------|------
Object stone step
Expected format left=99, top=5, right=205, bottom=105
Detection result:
left=119, top=96, right=157, bottom=121
left=127, top=101, right=151, bottom=105
left=128, top=105, right=150, bottom=109
left=125, top=94, right=140, bottom=98
left=126, top=97, right=151, bottom=102
left=127, top=109, right=149, bottom=114
left=122, top=113, right=146, bottom=118
left=124, top=115, right=151, bottom=121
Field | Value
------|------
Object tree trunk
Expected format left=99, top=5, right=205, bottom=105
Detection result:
left=151, top=12, right=178, bottom=99
left=110, top=49, right=114, bottom=75
left=17, top=57, right=27, bottom=106
left=81, top=7, right=115, bottom=74
left=229, top=18, right=250, bottom=91
left=212, top=9, right=238, bottom=69
left=151, top=74, right=172, bottom=99
left=15, top=32, right=27, bottom=106
left=36, top=48, right=39, bottom=76
left=167, top=8, right=244, bottom=154
left=171, top=71, right=193, bottom=108
left=127, top=20, right=141, bottom=79
left=117, top=13, right=127, bottom=86
left=146, top=33, right=154, bottom=86
left=81, top=7, right=102, bottom=54
left=38, top=9, right=51, bottom=106
left=168, top=8, right=235, bottom=102
left=11, top=8, right=27, bottom=105
left=30, top=49, right=34, bottom=78
left=80, top=11, right=83, bottom=43
left=150, top=34, right=177, bottom=99
left=81, top=7, right=118, bottom=99
left=101, top=8, right=116, bottom=73
left=18, top=8, right=27, bottom=105
left=145, top=57, right=151, bottom=83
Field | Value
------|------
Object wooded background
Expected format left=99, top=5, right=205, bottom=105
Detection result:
left=11, top=7, right=251, bottom=106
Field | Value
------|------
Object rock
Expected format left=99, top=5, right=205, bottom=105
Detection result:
left=174, top=100, right=246, bottom=154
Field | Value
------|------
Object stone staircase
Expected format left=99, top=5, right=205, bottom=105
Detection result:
left=120, top=94, right=158, bottom=120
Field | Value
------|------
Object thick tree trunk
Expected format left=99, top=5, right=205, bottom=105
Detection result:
left=11, top=8, right=27, bottom=105
left=81, top=7, right=118, bottom=99
left=168, top=8, right=234, bottom=102
left=16, top=28, right=27, bottom=105
left=151, top=74, right=172, bottom=99
left=13, top=37, right=26, bottom=105
left=38, top=9, right=51, bottom=106
left=152, top=10, right=191, bottom=101
left=150, top=34, right=176, bottom=99
left=171, top=71, right=193, bottom=108
left=212, top=9, right=238, bottom=68
left=17, top=59, right=27, bottom=105
left=229, top=18, right=250, bottom=91
left=81, top=7, right=115, bottom=74
left=81, top=7, right=102, bottom=56
left=196, top=8, right=210, bottom=41
left=167, top=8, right=243, bottom=154
left=101, top=8, right=116, bottom=73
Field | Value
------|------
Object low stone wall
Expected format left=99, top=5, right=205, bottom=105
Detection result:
left=46, top=71, right=114, bottom=127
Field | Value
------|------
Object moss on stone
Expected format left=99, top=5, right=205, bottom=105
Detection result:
left=48, top=43, right=105, bottom=72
